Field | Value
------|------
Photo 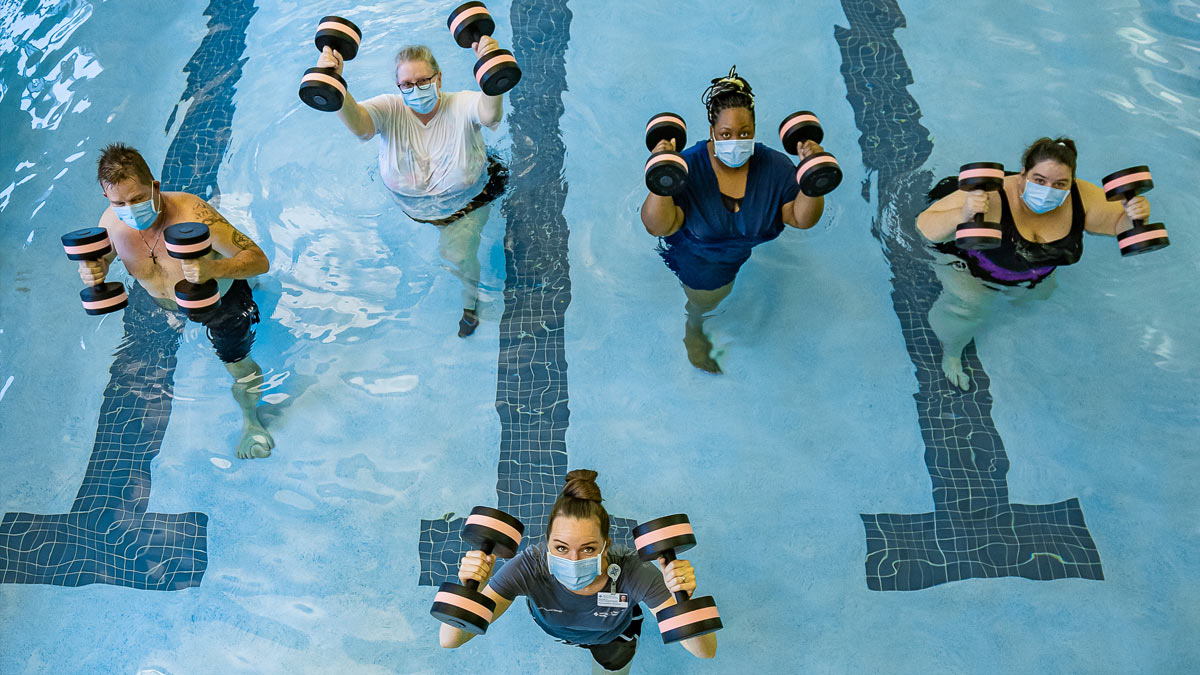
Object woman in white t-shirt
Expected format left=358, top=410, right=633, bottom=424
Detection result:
left=439, top=470, right=718, bottom=674
left=320, top=40, right=507, bottom=337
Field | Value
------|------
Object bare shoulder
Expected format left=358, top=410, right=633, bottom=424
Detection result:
left=97, top=205, right=119, bottom=229
left=1074, top=178, right=1108, bottom=206
left=174, top=193, right=231, bottom=227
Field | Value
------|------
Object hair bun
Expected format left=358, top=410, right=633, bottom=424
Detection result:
left=562, top=469, right=602, bottom=502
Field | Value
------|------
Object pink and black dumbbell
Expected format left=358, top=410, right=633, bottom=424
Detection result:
left=779, top=111, right=842, bottom=197
left=644, top=112, right=688, bottom=197
left=430, top=506, right=525, bottom=635
left=448, top=2, right=522, bottom=96
left=954, top=162, right=1006, bottom=251
left=1102, top=165, right=1169, bottom=257
left=299, top=16, right=362, bottom=112
left=61, top=227, right=128, bottom=316
left=632, top=514, right=723, bottom=644
left=164, top=223, right=221, bottom=319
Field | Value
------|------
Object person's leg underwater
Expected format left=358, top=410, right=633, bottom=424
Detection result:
left=928, top=260, right=1000, bottom=391
left=682, top=281, right=734, bottom=374
left=438, top=205, right=489, bottom=337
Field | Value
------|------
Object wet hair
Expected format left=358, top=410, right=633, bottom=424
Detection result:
left=1021, top=137, right=1078, bottom=178
left=547, top=469, right=610, bottom=541
left=702, top=65, right=755, bottom=126
left=394, top=45, right=440, bottom=75
left=96, top=143, right=153, bottom=188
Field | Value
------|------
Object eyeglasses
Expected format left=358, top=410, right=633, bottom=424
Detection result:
left=397, top=75, right=438, bottom=93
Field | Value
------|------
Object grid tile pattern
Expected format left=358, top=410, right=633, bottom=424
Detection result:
left=0, top=0, right=256, bottom=590
left=419, top=0, right=638, bottom=586
left=0, top=288, right=203, bottom=589
left=837, top=0, right=1103, bottom=591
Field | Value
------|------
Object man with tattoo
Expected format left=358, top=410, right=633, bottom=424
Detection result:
left=78, top=143, right=274, bottom=459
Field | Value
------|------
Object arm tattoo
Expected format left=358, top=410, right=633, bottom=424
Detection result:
left=195, top=200, right=227, bottom=229
left=196, top=199, right=257, bottom=251
left=231, top=229, right=255, bottom=250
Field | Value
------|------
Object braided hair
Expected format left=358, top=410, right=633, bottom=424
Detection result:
left=702, top=65, right=755, bottom=126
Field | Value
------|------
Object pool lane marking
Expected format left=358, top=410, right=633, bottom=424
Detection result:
left=0, top=0, right=258, bottom=590
left=419, top=0, right=637, bottom=586
left=835, top=0, right=1102, bottom=590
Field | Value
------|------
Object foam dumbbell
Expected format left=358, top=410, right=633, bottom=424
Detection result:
left=632, top=514, right=722, bottom=644
left=644, top=112, right=688, bottom=197
left=430, top=506, right=525, bottom=635
left=1102, top=165, right=1169, bottom=257
left=164, top=222, right=221, bottom=318
left=447, top=2, right=521, bottom=96
left=778, top=111, right=842, bottom=197
left=61, top=227, right=128, bottom=315
left=953, top=162, right=1006, bottom=251
left=299, top=16, right=362, bottom=112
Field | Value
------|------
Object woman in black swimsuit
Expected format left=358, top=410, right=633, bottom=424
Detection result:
left=916, top=137, right=1151, bottom=390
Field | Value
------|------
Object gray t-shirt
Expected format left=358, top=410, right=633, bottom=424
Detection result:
left=488, top=543, right=672, bottom=645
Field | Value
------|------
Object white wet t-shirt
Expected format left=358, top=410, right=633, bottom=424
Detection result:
left=360, top=90, right=497, bottom=220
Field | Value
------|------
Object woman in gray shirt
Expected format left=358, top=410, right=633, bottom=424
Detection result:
left=439, top=470, right=718, bottom=673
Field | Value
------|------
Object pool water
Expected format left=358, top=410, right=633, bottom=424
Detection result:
left=1, top=0, right=1198, bottom=673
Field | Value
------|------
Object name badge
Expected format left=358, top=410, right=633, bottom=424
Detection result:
left=597, top=592, right=628, bottom=609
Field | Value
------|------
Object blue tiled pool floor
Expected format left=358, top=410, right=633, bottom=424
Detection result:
left=2, top=0, right=1198, bottom=673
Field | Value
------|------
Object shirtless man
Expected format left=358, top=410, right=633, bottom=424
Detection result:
left=79, top=143, right=274, bottom=459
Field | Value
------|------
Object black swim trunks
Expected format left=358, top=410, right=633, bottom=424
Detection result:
left=408, top=154, right=509, bottom=227
left=189, top=279, right=260, bottom=363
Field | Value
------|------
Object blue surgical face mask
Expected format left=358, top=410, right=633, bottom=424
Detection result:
left=402, top=80, right=439, bottom=115
left=1021, top=179, right=1069, bottom=214
left=547, top=541, right=605, bottom=591
left=713, top=138, right=754, bottom=168
left=113, top=185, right=159, bottom=230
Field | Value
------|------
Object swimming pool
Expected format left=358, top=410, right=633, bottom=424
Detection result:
left=2, top=0, right=1197, bottom=672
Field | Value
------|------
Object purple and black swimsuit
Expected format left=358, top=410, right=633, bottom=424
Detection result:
left=933, top=181, right=1086, bottom=288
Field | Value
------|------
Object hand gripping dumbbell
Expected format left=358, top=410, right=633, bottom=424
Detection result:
left=164, top=223, right=221, bottom=318
left=447, top=2, right=522, bottom=96
left=778, top=111, right=843, bottom=197
left=61, top=228, right=128, bottom=315
left=953, top=162, right=1006, bottom=251
left=644, top=113, right=688, bottom=197
left=430, top=506, right=525, bottom=635
left=1102, top=165, right=1170, bottom=257
left=632, top=514, right=722, bottom=644
left=299, top=16, right=362, bottom=112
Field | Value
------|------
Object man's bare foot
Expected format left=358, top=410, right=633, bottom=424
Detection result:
left=458, top=308, right=479, bottom=338
left=235, top=409, right=274, bottom=459
left=941, top=354, right=971, bottom=391
left=684, top=323, right=722, bottom=374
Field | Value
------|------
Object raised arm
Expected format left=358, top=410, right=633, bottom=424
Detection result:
left=641, top=138, right=685, bottom=237
left=316, top=46, right=376, bottom=140
left=179, top=198, right=270, bottom=283
left=917, top=189, right=996, bottom=244
left=651, top=557, right=717, bottom=659
left=438, top=550, right=515, bottom=648
left=782, top=140, right=826, bottom=230
left=473, top=37, right=504, bottom=127
left=78, top=216, right=119, bottom=287
left=1077, top=178, right=1149, bottom=236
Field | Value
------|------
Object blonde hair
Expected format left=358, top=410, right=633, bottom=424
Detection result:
left=394, top=45, right=439, bottom=74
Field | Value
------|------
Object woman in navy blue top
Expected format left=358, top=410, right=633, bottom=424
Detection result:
left=641, top=67, right=827, bottom=373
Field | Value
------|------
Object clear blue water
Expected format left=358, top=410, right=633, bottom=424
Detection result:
left=2, top=0, right=1198, bottom=673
